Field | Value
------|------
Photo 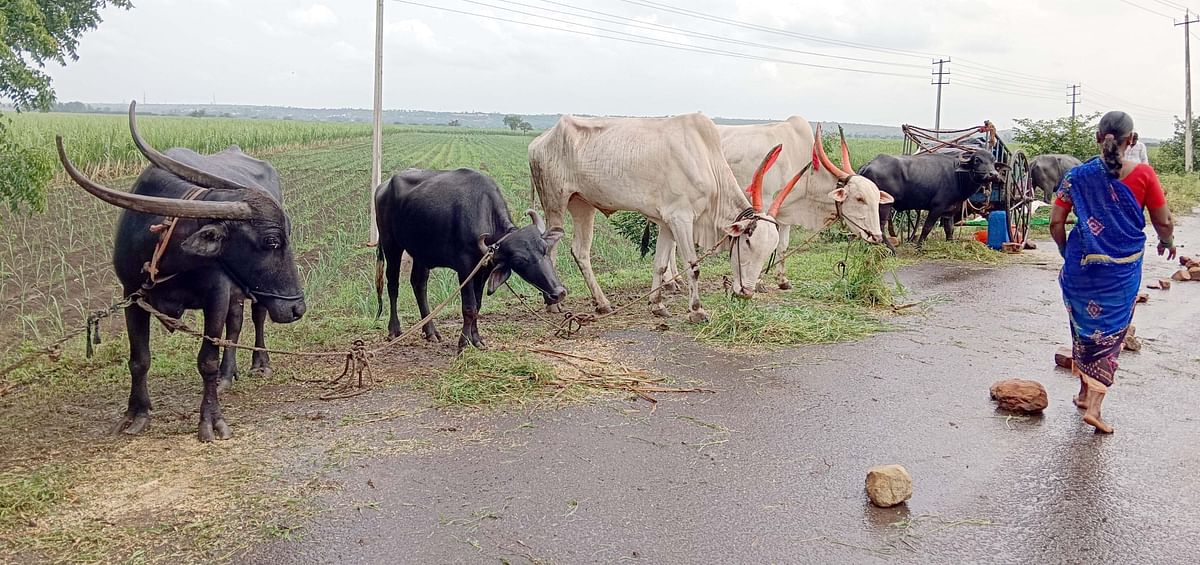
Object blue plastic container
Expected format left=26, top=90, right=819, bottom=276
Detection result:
left=986, top=211, right=1009, bottom=250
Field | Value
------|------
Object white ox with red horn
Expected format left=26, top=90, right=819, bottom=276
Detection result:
left=717, top=116, right=892, bottom=289
left=529, top=113, right=790, bottom=322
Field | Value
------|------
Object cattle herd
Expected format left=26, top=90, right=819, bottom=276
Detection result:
left=53, top=102, right=1052, bottom=442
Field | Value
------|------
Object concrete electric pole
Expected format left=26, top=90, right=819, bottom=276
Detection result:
left=369, top=0, right=384, bottom=245
left=1178, top=11, right=1199, bottom=172
left=932, top=58, right=950, bottom=134
left=1067, top=84, right=1080, bottom=121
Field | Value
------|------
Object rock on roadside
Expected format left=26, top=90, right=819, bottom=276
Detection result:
left=865, top=464, right=913, bottom=508
left=990, top=379, right=1048, bottom=413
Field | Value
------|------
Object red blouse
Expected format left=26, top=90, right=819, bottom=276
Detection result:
left=1054, top=163, right=1167, bottom=211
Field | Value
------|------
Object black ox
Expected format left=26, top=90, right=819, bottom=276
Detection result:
left=1029, top=153, right=1082, bottom=203
left=374, top=168, right=567, bottom=351
left=858, top=149, right=1005, bottom=248
left=56, top=101, right=306, bottom=442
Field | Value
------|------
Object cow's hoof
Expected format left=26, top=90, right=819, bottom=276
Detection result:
left=595, top=304, right=614, bottom=315
left=662, top=281, right=681, bottom=293
left=778, top=280, right=792, bottom=291
left=755, top=281, right=770, bottom=293
left=112, top=413, right=150, bottom=435
left=198, top=419, right=233, bottom=443
left=424, top=329, right=443, bottom=343
left=687, top=310, right=709, bottom=324
left=545, top=303, right=563, bottom=314
left=250, top=365, right=273, bottom=379
left=650, top=304, right=669, bottom=317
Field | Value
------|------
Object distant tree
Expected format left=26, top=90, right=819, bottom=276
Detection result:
left=52, top=101, right=92, bottom=113
left=1, top=0, right=132, bottom=217
left=1152, top=117, right=1196, bottom=174
left=1012, top=113, right=1102, bottom=161
left=448, top=119, right=461, bottom=127
left=503, top=115, right=522, bottom=131
left=188, top=109, right=207, bottom=118
left=518, top=121, right=532, bottom=133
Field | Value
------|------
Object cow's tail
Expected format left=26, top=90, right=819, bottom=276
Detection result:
left=639, top=221, right=652, bottom=259
left=374, top=246, right=385, bottom=320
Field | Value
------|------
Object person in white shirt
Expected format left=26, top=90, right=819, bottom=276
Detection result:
left=1125, top=132, right=1149, bottom=164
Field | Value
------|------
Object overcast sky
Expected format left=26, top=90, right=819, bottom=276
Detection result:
left=46, top=0, right=1192, bottom=137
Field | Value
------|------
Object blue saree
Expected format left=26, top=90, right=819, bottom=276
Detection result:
left=1057, top=158, right=1145, bottom=387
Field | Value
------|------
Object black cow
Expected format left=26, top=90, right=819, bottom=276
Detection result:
left=55, top=101, right=306, bottom=442
left=858, top=149, right=1005, bottom=248
left=1029, top=154, right=1082, bottom=202
left=374, top=168, right=567, bottom=351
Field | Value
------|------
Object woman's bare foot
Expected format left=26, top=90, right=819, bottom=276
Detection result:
left=1073, top=377, right=1089, bottom=410
left=1081, top=377, right=1114, bottom=433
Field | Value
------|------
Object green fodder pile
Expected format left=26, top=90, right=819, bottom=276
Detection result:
left=432, top=348, right=559, bottom=406
left=695, top=298, right=885, bottom=346
left=905, top=239, right=1002, bottom=264
left=828, top=241, right=900, bottom=307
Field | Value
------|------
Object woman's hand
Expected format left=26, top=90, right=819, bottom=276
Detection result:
left=1158, top=240, right=1177, bottom=261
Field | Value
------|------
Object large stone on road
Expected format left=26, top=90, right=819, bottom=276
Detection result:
left=990, top=378, right=1048, bottom=413
left=865, top=464, right=913, bottom=508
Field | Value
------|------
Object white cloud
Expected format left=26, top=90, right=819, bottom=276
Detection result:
left=289, top=4, right=338, bottom=28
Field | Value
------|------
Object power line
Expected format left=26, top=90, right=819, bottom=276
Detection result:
left=1118, top=0, right=1177, bottom=19
left=610, top=0, right=938, bottom=59
left=953, top=60, right=1066, bottom=87
left=392, top=1, right=928, bottom=79
left=1082, top=83, right=1177, bottom=114
left=471, top=0, right=926, bottom=69
left=952, top=68, right=1064, bottom=93
left=952, top=79, right=1065, bottom=101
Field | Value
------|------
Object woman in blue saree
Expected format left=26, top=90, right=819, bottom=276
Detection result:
left=1050, top=111, right=1176, bottom=433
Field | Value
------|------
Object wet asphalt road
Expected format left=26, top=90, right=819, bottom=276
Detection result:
left=246, top=215, right=1200, bottom=564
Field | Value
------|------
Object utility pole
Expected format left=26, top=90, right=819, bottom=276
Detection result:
left=932, top=58, right=950, bottom=134
left=1067, top=84, right=1080, bottom=121
left=1178, top=10, right=1199, bottom=172
left=369, top=0, right=384, bottom=245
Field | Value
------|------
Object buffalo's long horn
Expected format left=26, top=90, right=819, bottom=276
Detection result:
left=838, top=125, right=854, bottom=176
left=814, top=125, right=850, bottom=182
left=56, top=136, right=253, bottom=220
left=747, top=144, right=783, bottom=212
left=127, top=101, right=256, bottom=191
left=768, top=170, right=805, bottom=217
left=478, top=233, right=492, bottom=256
left=527, top=209, right=546, bottom=233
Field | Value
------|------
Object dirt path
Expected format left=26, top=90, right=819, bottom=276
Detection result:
left=240, top=214, right=1200, bottom=564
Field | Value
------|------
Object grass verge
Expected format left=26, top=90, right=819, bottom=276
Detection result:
left=0, top=465, right=69, bottom=529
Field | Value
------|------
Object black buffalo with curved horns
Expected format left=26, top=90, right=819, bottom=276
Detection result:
left=55, top=101, right=306, bottom=442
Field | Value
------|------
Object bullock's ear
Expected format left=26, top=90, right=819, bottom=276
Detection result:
left=827, top=187, right=849, bottom=203
left=878, top=190, right=895, bottom=205
left=724, top=218, right=755, bottom=237
left=542, top=227, right=564, bottom=249
left=181, top=223, right=228, bottom=257
left=486, top=266, right=512, bottom=296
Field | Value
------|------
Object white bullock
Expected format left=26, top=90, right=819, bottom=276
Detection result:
left=529, top=113, right=792, bottom=322
left=717, top=117, right=892, bottom=289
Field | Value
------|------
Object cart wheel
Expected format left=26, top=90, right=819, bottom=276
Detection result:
left=1005, top=151, right=1032, bottom=243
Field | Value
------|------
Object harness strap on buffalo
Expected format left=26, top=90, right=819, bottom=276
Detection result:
left=144, top=187, right=207, bottom=286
